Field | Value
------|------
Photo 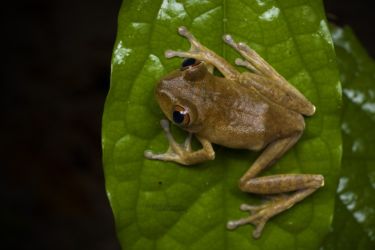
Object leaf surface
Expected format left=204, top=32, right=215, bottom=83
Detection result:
left=103, top=0, right=342, bottom=249
left=321, top=25, right=375, bottom=250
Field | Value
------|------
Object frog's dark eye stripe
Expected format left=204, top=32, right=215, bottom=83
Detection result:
left=172, top=105, right=190, bottom=126
left=181, top=58, right=200, bottom=70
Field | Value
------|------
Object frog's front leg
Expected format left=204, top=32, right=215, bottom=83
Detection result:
left=223, top=34, right=278, bottom=77
left=144, top=119, right=215, bottom=165
left=227, top=133, right=324, bottom=238
left=166, top=26, right=239, bottom=80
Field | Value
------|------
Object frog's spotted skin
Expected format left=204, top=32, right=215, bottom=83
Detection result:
left=145, top=27, right=324, bottom=239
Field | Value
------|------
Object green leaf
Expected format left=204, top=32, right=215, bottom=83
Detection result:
left=321, top=26, right=375, bottom=249
left=102, top=0, right=341, bottom=249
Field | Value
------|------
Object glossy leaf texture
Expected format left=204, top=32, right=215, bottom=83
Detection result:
left=102, top=0, right=342, bottom=249
left=321, top=26, right=375, bottom=249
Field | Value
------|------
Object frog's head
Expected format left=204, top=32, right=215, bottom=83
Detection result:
left=155, top=58, right=208, bottom=131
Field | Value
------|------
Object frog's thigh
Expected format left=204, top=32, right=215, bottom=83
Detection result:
left=239, top=174, right=324, bottom=194
left=240, top=133, right=302, bottom=182
left=238, top=132, right=324, bottom=193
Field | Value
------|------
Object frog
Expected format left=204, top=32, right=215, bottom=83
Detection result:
left=144, top=26, right=324, bottom=239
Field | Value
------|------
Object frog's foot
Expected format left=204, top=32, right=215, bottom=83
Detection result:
left=165, top=27, right=207, bottom=61
left=223, top=34, right=275, bottom=76
left=165, top=27, right=239, bottom=80
left=227, top=202, right=269, bottom=238
left=144, top=119, right=215, bottom=165
left=227, top=188, right=317, bottom=239
left=165, top=27, right=205, bottom=58
left=144, top=119, right=192, bottom=164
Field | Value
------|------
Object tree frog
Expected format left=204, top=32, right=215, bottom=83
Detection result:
left=144, top=27, right=324, bottom=239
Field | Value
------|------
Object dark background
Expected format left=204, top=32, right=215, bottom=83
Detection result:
left=1, top=0, right=374, bottom=249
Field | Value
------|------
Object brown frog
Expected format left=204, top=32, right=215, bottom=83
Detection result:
left=144, top=26, right=324, bottom=239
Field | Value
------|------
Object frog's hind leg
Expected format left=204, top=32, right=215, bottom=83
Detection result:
left=227, top=133, right=324, bottom=238
left=228, top=176, right=323, bottom=238
left=223, top=34, right=316, bottom=116
left=166, top=26, right=239, bottom=80
left=223, top=34, right=278, bottom=77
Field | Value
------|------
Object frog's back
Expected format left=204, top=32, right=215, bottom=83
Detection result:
left=197, top=76, right=305, bottom=151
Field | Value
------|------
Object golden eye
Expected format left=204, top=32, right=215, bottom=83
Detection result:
left=172, top=105, right=190, bottom=126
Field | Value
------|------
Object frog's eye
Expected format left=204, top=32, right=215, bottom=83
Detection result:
left=172, top=105, right=190, bottom=126
left=181, top=58, right=200, bottom=70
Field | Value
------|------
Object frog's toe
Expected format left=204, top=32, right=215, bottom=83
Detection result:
left=165, top=50, right=177, bottom=58
left=144, top=150, right=166, bottom=160
left=235, top=58, right=256, bottom=71
left=223, top=34, right=234, bottom=44
left=165, top=49, right=197, bottom=60
left=223, top=35, right=242, bottom=53
left=227, top=202, right=275, bottom=238
left=144, top=150, right=154, bottom=158
left=183, top=133, right=193, bottom=151
left=223, top=34, right=241, bottom=50
left=235, top=58, right=246, bottom=66
left=227, top=214, right=268, bottom=239
left=178, top=26, right=188, bottom=36
left=144, top=150, right=180, bottom=162
left=160, top=119, right=170, bottom=130
left=226, top=220, right=240, bottom=230
left=240, top=203, right=267, bottom=213
left=238, top=42, right=251, bottom=52
left=227, top=214, right=256, bottom=230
